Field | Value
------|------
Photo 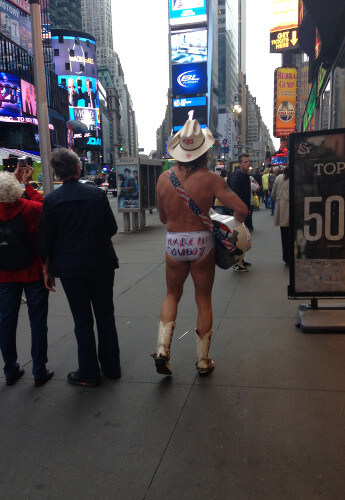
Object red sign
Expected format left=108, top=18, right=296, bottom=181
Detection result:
left=7, top=0, right=31, bottom=15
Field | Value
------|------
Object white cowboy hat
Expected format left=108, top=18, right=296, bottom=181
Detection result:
left=167, top=119, right=215, bottom=163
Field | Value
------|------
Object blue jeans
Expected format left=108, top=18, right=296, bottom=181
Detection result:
left=0, top=280, right=49, bottom=379
left=61, top=272, right=120, bottom=382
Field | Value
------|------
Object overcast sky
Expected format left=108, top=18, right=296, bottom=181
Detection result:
left=112, top=0, right=281, bottom=154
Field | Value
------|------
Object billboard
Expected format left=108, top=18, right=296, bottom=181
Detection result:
left=217, top=113, right=233, bottom=159
left=274, top=67, right=297, bottom=138
left=20, top=79, right=36, bottom=117
left=172, top=62, right=207, bottom=96
left=169, top=0, right=207, bottom=26
left=52, top=34, right=101, bottom=145
left=0, top=0, right=32, bottom=54
left=172, top=96, right=207, bottom=131
left=117, top=163, right=140, bottom=211
left=0, top=72, right=21, bottom=117
left=289, top=129, right=345, bottom=297
left=171, top=28, right=207, bottom=64
left=270, top=0, right=299, bottom=53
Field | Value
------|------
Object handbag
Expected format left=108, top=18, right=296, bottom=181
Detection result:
left=167, top=169, right=243, bottom=269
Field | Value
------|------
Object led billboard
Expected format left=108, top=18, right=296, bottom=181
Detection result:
left=270, top=0, right=299, bottom=53
left=0, top=0, right=32, bottom=54
left=20, top=79, right=36, bottom=117
left=52, top=33, right=101, bottom=146
left=172, top=62, right=207, bottom=96
left=171, top=28, right=207, bottom=64
left=172, top=96, right=207, bottom=131
left=274, top=67, right=297, bottom=138
left=0, top=72, right=21, bottom=117
left=170, top=0, right=207, bottom=26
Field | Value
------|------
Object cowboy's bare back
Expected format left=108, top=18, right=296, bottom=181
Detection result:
left=157, top=165, right=248, bottom=232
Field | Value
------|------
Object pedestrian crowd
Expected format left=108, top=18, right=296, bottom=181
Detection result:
left=0, top=119, right=288, bottom=385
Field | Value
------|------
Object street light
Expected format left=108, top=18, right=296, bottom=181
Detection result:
left=29, top=0, right=53, bottom=194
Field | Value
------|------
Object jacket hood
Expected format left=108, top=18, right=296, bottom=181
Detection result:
left=0, top=198, right=26, bottom=221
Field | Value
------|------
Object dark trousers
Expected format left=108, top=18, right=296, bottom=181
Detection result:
left=0, top=280, right=49, bottom=379
left=280, top=226, right=290, bottom=264
left=61, top=272, right=120, bottom=382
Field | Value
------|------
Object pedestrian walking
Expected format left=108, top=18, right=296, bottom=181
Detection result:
left=38, top=149, right=121, bottom=387
left=227, top=153, right=253, bottom=271
left=0, top=166, right=53, bottom=387
left=152, top=119, right=247, bottom=376
left=271, top=165, right=290, bottom=265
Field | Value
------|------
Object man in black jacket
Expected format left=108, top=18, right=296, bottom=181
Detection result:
left=227, top=153, right=252, bottom=272
left=38, top=149, right=121, bottom=387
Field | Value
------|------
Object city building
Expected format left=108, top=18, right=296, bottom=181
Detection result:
left=50, top=0, right=82, bottom=30
left=0, top=0, right=68, bottom=154
left=81, top=0, right=138, bottom=157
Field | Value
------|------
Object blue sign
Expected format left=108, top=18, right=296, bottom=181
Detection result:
left=172, top=62, right=207, bottom=96
left=169, top=0, right=207, bottom=26
left=173, top=96, right=207, bottom=108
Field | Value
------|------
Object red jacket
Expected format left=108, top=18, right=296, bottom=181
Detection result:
left=0, top=185, right=43, bottom=283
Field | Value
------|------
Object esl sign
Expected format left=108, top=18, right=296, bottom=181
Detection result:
left=172, top=62, right=207, bottom=96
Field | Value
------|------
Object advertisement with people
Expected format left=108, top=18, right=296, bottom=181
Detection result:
left=0, top=72, right=21, bottom=117
left=52, top=33, right=101, bottom=145
left=20, top=79, right=36, bottom=117
left=117, top=163, right=140, bottom=211
left=289, top=129, right=345, bottom=297
left=0, top=0, right=32, bottom=54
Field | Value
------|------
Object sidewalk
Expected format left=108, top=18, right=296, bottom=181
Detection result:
left=2, top=202, right=345, bottom=499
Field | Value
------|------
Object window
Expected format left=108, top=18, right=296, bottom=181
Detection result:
left=69, top=49, right=75, bottom=57
left=75, top=38, right=79, bottom=45
left=58, top=35, right=64, bottom=44
left=54, top=49, right=59, bottom=56
left=65, top=62, right=71, bottom=71
left=80, top=64, right=84, bottom=71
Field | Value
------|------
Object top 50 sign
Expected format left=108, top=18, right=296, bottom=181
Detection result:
left=169, top=0, right=207, bottom=26
left=172, top=63, right=207, bottom=96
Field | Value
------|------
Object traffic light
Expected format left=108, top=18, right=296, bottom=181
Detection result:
left=119, top=144, right=123, bottom=151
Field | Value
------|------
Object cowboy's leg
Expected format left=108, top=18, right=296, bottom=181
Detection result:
left=189, top=248, right=215, bottom=338
left=160, top=254, right=190, bottom=325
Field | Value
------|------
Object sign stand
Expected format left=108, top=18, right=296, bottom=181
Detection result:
left=289, top=129, right=345, bottom=334
left=298, top=299, right=345, bottom=332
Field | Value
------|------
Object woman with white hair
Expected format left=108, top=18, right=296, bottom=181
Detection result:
left=0, top=167, right=53, bottom=387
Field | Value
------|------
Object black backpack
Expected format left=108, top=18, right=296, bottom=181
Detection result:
left=0, top=213, right=33, bottom=271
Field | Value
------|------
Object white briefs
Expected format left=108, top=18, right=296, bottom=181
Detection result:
left=166, top=231, right=215, bottom=262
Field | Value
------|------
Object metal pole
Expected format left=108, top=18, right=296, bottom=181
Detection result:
left=30, top=0, right=53, bottom=194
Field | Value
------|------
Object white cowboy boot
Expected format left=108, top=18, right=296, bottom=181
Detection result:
left=151, top=321, right=175, bottom=375
left=195, top=329, right=214, bottom=375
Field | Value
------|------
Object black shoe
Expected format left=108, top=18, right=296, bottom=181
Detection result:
left=102, top=370, right=121, bottom=380
left=243, top=261, right=252, bottom=267
left=67, top=371, right=101, bottom=387
left=35, top=370, right=54, bottom=387
left=6, top=368, right=25, bottom=386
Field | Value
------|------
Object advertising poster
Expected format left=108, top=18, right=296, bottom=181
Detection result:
left=0, top=0, right=32, bottom=54
left=169, top=0, right=207, bottom=26
left=172, top=96, right=207, bottom=131
left=0, top=72, right=21, bottom=117
left=117, top=163, right=140, bottom=211
left=217, top=113, right=233, bottom=159
left=270, top=0, right=298, bottom=33
left=172, top=62, right=207, bottom=96
left=274, top=67, right=297, bottom=138
left=52, top=34, right=101, bottom=147
left=20, top=79, right=36, bottom=117
left=289, top=129, right=345, bottom=297
left=171, top=28, right=207, bottom=64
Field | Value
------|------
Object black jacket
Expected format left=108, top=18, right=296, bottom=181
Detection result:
left=227, top=169, right=251, bottom=210
left=38, top=179, right=119, bottom=278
